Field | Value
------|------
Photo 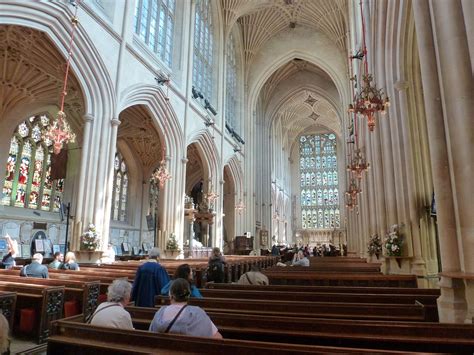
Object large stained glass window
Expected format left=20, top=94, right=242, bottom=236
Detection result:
left=2, top=114, right=64, bottom=212
left=225, top=33, right=238, bottom=132
left=299, top=133, right=340, bottom=229
left=193, top=0, right=213, bottom=101
left=111, top=152, right=128, bottom=222
left=134, top=0, right=175, bottom=67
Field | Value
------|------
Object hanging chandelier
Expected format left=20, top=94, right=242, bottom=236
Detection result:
left=235, top=199, right=246, bottom=215
left=204, top=190, right=219, bottom=203
left=347, top=148, right=370, bottom=179
left=152, top=160, right=172, bottom=187
left=43, top=1, right=80, bottom=154
left=348, top=74, right=390, bottom=131
left=345, top=196, right=357, bottom=211
left=345, top=179, right=361, bottom=202
left=347, top=0, right=389, bottom=132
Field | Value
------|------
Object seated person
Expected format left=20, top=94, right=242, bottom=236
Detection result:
left=0, top=313, right=10, bottom=355
left=48, top=252, right=63, bottom=269
left=291, top=250, right=310, bottom=267
left=60, top=252, right=80, bottom=270
left=89, top=279, right=134, bottom=330
left=149, top=278, right=222, bottom=338
left=161, top=263, right=202, bottom=298
left=20, top=253, right=48, bottom=278
left=0, top=234, right=18, bottom=270
left=237, top=264, right=269, bottom=285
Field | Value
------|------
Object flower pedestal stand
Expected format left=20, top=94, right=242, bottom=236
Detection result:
left=75, top=250, right=104, bottom=264
left=383, top=256, right=413, bottom=275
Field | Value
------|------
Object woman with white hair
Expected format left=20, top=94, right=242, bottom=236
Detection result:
left=89, top=279, right=134, bottom=329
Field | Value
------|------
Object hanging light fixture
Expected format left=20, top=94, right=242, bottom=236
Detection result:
left=43, top=1, right=80, bottom=154
left=348, top=0, right=389, bottom=132
left=347, top=148, right=370, bottom=179
left=204, top=182, right=219, bottom=204
left=235, top=199, right=246, bottom=215
left=152, top=160, right=172, bottom=188
left=345, top=178, right=361, bottom=202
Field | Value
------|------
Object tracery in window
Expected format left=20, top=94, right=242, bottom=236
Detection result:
left=299, top=133, right=340, bottom=229
left=193, top=0, right=214, bottom=101
left=111, top=153, right=128, bottom=222
left=2, top=114, right=64, bottom=212
left=225, top=33, right=238, bottom=132
left=134, top=0, right=175, bottom=67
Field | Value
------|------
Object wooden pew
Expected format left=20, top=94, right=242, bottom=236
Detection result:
left=266, top=263, right=381, bottom=273
left=125, top=306, right=474, bottom=353
left=200, top=288, right=438, bottom=321
left=264, top=271, right=418, bottom=287
left=48, top=318, right=414, bottom=354
left=205, top=282, right=441, bottom=295
left=0, top=281, right=65, bottom=343
left=156, top=296, right=427, bottom=321
left=0, top=273, right=99, bottom=321
left=0, top=291, right=17, bottom=330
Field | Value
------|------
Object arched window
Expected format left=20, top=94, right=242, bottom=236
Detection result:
left=226, top=33, right=238, bottom=131
left=299, top=133, right=340, bottom=229
left=193, top=0, right=214, bottom=101
left=2, top=114, right=64, bottom=212
left=134, top=0, right=175, bottom=67
left=111, top=153, right=128, bottom=222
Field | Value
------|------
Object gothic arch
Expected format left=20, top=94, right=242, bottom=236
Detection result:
left=0, top=2, right=116, bottom=119
left=119, top=84, right=184, bottom=161
left=187, top=130, right=221, bottom=187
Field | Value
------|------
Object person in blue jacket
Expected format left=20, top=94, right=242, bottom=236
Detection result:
left=131, top=248, right=170, bottom=307
left=161, top=263, right=202, bottom=298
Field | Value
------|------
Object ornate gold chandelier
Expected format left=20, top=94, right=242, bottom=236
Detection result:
left=347, top=148, right=370, bottom=179
left=347, top=0, right=389, bottom=132
left=43, top=1, right=80, bottom=154
left=345, top=179, right=361, bottom=204
left=235, top=199, right=246, bottom=215
left=152, top=160, right=172, bottom=187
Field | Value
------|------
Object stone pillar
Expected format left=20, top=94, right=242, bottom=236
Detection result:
left=184, top=199, right=197, bottom=254
left=71, top=114, right=93, bottom=251
left=412, top=0, right=466, bottom=322
left=100, top=118, right=121, bottom=250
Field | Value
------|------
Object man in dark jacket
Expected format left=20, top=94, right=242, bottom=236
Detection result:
left=20, top=253, right=48, bottom=278
left=131, top=248, right=170, bottom=307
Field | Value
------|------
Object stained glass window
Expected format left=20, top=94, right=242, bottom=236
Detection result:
left=299, top=133, right=340, bottom=229
left=193, top=0, right=213, bottom=101
left=2, top=114, right=64, bottom=212
left=111, top=152, right=128, bottom=222
left=226, top=32, right=238, bottom=132
left=134, top=0, right=175, bottom=67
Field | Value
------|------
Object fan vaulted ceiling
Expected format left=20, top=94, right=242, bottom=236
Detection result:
left=223, top=0, right=348, bottom=65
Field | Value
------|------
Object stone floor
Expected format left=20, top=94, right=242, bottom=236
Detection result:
left=9, top=336, right=46, bottom=355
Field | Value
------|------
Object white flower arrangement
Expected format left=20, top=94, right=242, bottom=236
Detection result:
left=81, top=223, right=101, bottom=251
left=384, top=224, right=402, bottom=257
left=367, top=234, right=382, bottom=257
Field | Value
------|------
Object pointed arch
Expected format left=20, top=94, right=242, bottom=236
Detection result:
left=118, top=84, right=184, bottom=162
left=187, top=130, right=221, bottom=183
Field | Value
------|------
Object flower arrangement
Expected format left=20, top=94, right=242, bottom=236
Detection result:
left=166, top=233, right=180, bottom=252
left=81, top=224, right=101, bottom=251
left=367, top=234, right=382, bottom=257
left=384, top=224, right=402, bottom=257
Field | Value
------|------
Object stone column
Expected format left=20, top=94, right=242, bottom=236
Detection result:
left=412, top=0, right=466, bottom=322
left=184, top=200, right=197, bottom=254
left=71, top=114, right=93, bottom=251
left=394, top=81, right=425, bottom=276
left=100, top=118, right=121, bottom=250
